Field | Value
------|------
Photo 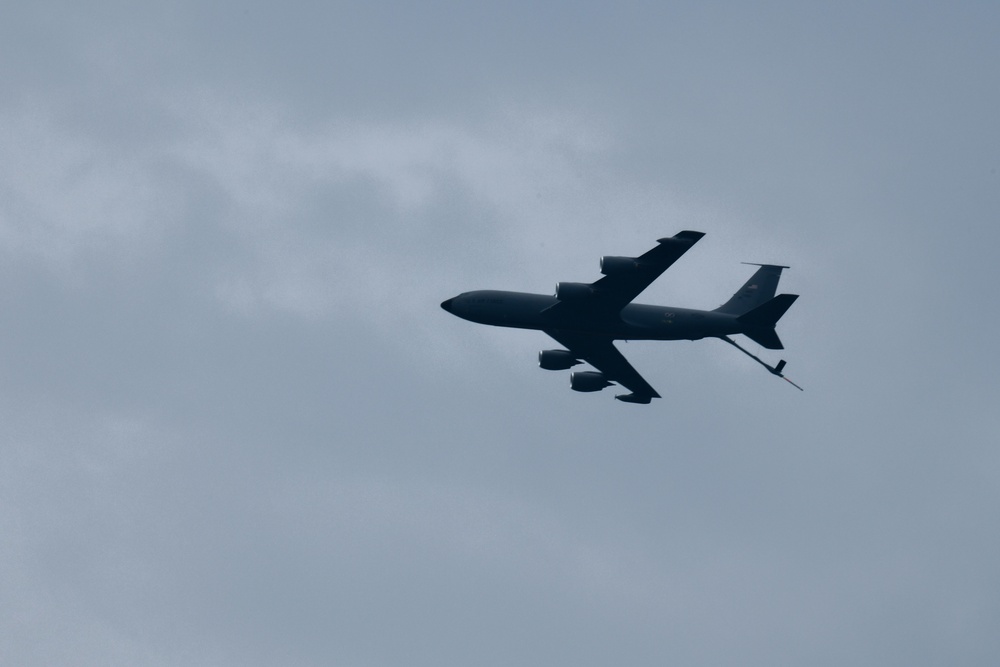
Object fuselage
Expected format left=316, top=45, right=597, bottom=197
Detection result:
left=441, top=289, right=742, bottom=341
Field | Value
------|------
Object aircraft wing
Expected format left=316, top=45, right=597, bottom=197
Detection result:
left=546, top=230, right=705, bottom=318
left=544, top=329, right=660, bottom=403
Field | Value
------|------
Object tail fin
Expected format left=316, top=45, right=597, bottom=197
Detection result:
left=737, top=294, right=799, bottom=350
left=714, top=264, right=789, bottom=316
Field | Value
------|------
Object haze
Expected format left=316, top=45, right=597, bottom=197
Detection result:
left=1, top=3, right=998, bottom=666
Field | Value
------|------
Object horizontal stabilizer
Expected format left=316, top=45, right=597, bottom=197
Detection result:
left=743, top=328, right=784, bottom=350
left=737, top=294, right=799, bottom=327
left=737, top=294, right=798, bottom=350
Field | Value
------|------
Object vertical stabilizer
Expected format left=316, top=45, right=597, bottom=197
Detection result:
left=714, top=264, right=789, bottom=316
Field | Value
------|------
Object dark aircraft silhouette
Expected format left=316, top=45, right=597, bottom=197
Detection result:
left=441, top=231, right=801, bottom=403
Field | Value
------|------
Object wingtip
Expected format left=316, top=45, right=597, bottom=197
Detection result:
left=615, top=392, right=657, bottom=404
left=658, top=230, right=705, bottom=244
left=740, top=262, right=791, bottom=269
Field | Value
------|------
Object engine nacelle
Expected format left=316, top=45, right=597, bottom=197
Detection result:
left=539, top=349, right=581, bottom=371
left=555, top=282, right=595, bottom=300
left=600, top=256, right=640, bottom=275
left=570, top=371, right=612, bottom=393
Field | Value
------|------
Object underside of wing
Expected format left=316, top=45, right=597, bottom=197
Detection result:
left=544, top=230, right=705, bottom=320
left=544, top=329, right=660, bottom=403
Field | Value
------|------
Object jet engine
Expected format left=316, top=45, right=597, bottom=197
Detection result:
left=538, top=349, right=581, bottom=370
left=570, top=371, right=612, bottom=392
left=555, top=282, right=595, bottom=300
left=600, top=256, right=641, bottom=275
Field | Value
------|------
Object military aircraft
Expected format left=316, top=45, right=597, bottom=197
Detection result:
left=441, top=231, right=801, bottom=403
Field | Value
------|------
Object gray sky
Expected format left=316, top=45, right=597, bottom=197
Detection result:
left=2, top=2, right=998, bottom=665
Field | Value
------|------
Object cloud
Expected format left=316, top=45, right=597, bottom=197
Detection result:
left=3, top=3, right=1000, bottom=666
left=0, top=102, right=171, bottom=273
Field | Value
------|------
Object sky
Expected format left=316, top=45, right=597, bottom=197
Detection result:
left=1, top=2, right=998, bottom=665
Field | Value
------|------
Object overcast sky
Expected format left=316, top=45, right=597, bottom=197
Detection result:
left=2, top=2, right=998, bottom=666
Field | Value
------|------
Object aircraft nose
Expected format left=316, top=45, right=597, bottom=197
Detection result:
left=440, top=297, right=455, bottom=313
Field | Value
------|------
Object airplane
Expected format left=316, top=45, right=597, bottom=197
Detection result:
left=440, top=231, right=801, bottom=404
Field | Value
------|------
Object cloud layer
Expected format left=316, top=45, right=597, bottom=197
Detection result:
left=2, top=2, right=999, bottom=666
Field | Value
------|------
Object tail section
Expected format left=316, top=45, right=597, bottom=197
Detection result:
left=714, top=264, right=790, bottom=316
left=737, top=293, right=799, bottom=350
